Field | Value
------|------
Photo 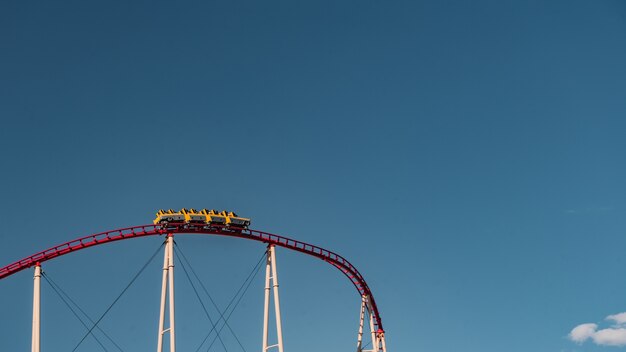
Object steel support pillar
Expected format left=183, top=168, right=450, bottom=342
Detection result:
left=356, top=295, right=366, bottom=352
left=378, top=331, right=387, bottom=352
left=262, top=245, right=284, bottom=352
left=367, top=297, right=378, bottom=352
left=357, top=295, right=387, bottom=352
left=157, top=235, right=176, bottom=352
left=32, top=263, right=41, bottom=352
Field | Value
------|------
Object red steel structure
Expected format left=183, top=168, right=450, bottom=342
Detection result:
left=0, top=224, right=386, bottom=352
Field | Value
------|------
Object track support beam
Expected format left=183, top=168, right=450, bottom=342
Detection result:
left=157, top=235, right=176, bottom=352
left=262, top=245, right=284, bottom=352
left=32, top=263, right=41, bottom=352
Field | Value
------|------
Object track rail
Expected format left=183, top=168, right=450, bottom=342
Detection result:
left=0, top=224, right=384, bottom=332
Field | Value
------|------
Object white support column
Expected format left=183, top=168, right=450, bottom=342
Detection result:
left=378, top=331, right=387, bottom=352
left=356, top=295, right=366, bottom=352
left=157, top=235, right=176, bottom=352
left=262, top=249, right=271, bottom=352
left=269, top=245, right=284, bottom=352
left=157, top=238, right=168, bottom=352
left=356, top=295, right=387, bottom=352
left=262, top=245, right=284, bottom=352
left=367, top=303, right=377, bottom=352
left=32, top=263, right=41, bottom=352
left=167, top=236, right=176, bottom=352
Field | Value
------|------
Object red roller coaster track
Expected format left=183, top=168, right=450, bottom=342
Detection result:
left=0, top=224, right=384, bottom=333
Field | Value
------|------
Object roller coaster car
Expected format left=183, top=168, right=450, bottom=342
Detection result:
left=181, top=208, right=206, bottom=224
left=153, top=209, right=185, bottom=224
left=200, top=209, right=227, bottom=225
left=222, top=211, right=251, bottom=228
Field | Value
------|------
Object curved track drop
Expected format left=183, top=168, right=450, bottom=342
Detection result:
left=0, top=224, right=387, bottom=352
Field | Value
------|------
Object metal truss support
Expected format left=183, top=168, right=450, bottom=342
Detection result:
left=378, top=331, right=387, bottom=352
left=262, top=245, right=284, bottom=352
left=356, top=295, right=366, bottom=352
left=157, top=235, right=176, bottom=352
left=357, top=295, right=387, bottom=352
left=32, top=263, right=41, bottom=352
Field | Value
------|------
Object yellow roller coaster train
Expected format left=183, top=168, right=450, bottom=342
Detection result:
left=154, top=208, right=251, bottom=228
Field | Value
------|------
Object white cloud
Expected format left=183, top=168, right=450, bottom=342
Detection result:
left=607, top=313, right=626, bottom=325
left=569, top=312, right=626, bottom=347
left=593, top=328, right=626, bottom=346
left=569, top=323, right=597, bottom=343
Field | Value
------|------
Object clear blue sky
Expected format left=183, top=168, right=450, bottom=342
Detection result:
left=1, top=1, right=625, bottom=351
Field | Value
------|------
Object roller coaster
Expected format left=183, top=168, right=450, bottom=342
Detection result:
left=154, top=209, right=251, bottom=228
left=0, top=209, right=387, bottom=352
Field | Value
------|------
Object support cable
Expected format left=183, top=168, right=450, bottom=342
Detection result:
left=187, top=249, right=266, bottom=352
left=174, top=244, right=230, bottom=352
left=43, top=273, right=126, bottom=351
left=71, top=242, right=164, bottom=352
left=204, top=251, right=265, bottom=352
left=41, top=272, right=112, bottom=352
left=175, top=244, right=246, bottom=350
